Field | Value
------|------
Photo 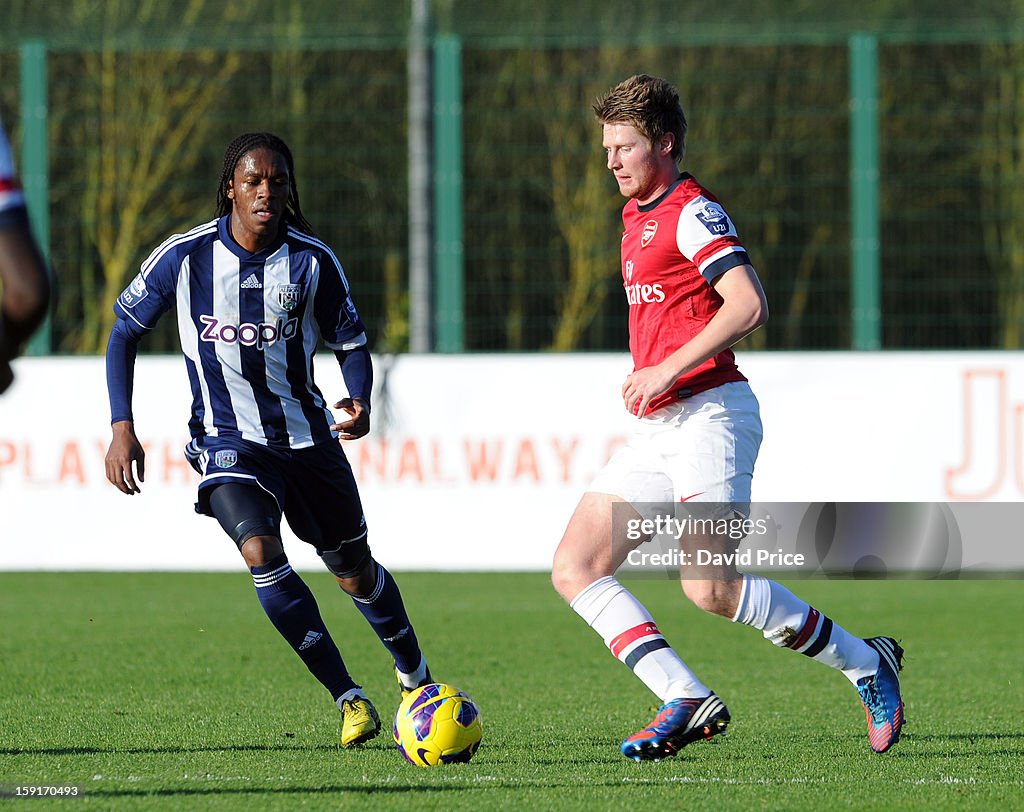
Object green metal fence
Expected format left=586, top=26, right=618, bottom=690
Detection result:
left=2, top=11, right=1023, bottom=354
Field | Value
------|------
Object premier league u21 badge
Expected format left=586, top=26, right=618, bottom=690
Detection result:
left=118, top=273, right=150, bottom=309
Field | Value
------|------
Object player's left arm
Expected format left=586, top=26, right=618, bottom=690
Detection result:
left=313, top=248, right=372, bottom=440
left=331, top=344, right=372, bottom=440
left=623, top=264, right=768, bottom=417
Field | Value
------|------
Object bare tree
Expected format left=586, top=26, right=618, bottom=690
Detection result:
left=517, top=47, right=654, bottom=351
left=981, top=38, right=1024, bottom=348
left=74, top=0, right=242, bottom=352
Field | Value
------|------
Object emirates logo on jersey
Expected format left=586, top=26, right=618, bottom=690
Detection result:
left=641, top=219, right=658, bottom=247
left=625, top=281, right=666, bottom=305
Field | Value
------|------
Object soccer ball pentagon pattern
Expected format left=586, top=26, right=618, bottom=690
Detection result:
left=393, top=683, right=483, bottom=767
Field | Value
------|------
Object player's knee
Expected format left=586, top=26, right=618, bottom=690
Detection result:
left=335, top=566, right=376, bottom=597
left=319, top=534, right=372, bottom=587
left=551, top=548, right=598, bottom=602
left=240, top=534, right=285, bottom=568
left=550, top=563, right=573, bottom=601
left=681, top=579, right=737, bottom=617
left=232, top=518, right=280, bottom=549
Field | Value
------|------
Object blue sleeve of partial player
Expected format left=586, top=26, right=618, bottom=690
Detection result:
left=0, top=202, right=29, bottom=230
left=335, top=346, right=373, bottom=407
left=106, top=317, right=144, bottom=424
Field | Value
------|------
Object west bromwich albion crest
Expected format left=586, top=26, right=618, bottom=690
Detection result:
left=214, top=449, right=238, bottom=469
left=277, top=284, right=302, bottom=312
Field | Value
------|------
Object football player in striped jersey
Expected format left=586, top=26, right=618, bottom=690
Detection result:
left=104, top=133, right=431, bottom=748
left=551, top=76, right=903, bottom=760
left=0, top=115, right=50, bottom=394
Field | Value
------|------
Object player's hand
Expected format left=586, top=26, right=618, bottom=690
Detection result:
left=622, top=364, right=677, bottom=418
left=332, top=397, right=370, bottom=440
left=105, top=420, right=146, bottom=495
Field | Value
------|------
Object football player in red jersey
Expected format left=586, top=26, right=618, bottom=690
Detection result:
left=551, top=74, right=903, bottom=760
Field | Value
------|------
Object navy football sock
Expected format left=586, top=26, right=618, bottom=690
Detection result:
left=251, top=554, right=356, bottom=701
left=348, top=562, right=424, bottom=674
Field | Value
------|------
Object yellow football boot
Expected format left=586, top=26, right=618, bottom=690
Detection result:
left=339, top=694, right=381, bottom=748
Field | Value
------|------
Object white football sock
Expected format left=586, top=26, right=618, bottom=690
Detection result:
left=336, top=686, right=367, bottom=709
left=732, top=574, right=879, bottom=683
left=571, top=576, right=710, bottom=701
left=396, top=654, right=429, bottom=689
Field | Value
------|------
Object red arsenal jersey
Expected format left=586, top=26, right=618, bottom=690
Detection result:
left=621, top=173, right=750, bottom=415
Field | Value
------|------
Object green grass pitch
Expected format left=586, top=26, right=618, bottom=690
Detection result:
left=1, top=572, right=1021, bottom=810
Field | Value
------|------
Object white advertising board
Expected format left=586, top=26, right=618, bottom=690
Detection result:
left=0, top=352, right=1021, bottom=570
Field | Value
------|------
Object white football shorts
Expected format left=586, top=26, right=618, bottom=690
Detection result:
left=588, top=381, right=763, bottom=509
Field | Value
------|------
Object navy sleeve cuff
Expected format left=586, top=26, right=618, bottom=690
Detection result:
left=334, top=346, right=373, bottom=408
left=106, top=318, right=141, bottom=424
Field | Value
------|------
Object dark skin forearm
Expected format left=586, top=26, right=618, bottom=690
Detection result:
left=0, top=222, right=51, bottom=359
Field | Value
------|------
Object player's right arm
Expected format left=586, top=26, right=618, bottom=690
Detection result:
left=106, top=418, right=145, bottom=495
left=102, top=248, right=178, bottom=494
left=104, top=317, right=146, bottom=494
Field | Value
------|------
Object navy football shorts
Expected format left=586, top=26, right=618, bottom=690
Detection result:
left=193, top=436, right=367, bottom=549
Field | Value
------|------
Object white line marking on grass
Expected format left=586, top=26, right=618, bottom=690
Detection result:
left=622, top=777, right=834, bottom=786
left=621, top=776, right=1024, bottom=787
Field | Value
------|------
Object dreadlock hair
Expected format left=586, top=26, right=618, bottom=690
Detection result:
left=215, top=132, right=316, bottom=236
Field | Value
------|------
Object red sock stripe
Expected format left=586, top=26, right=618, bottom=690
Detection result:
left=787, top=607, right=820, bottom=650
left=609, top=622, right=661, bottom=658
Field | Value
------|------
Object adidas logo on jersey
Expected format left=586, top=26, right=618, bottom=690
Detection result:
left=299, top=630, right=323, bottom=650
left=240, top=273, right=262, bottom=290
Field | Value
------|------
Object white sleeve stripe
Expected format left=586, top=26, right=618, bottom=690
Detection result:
left=287, top=226, right=351, bottom=295
left=140, top=221, right=218, bottom=279
left=698, top=244, right=747, bottom=271
left=0, top=189, right=25, bottom=210
left=120, top=308, right=152, bottom=331
left=701, top=251, right=751, bottom=283
left=323, top=331, right=368, bottom=351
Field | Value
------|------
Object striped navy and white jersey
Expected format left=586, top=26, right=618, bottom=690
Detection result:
left=114, top=215, right=366, bottom=449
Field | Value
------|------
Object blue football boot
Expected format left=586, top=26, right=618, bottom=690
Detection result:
left=857, top=637, right=905, bottom=753
left=621, top=694, right=730, bottom=761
